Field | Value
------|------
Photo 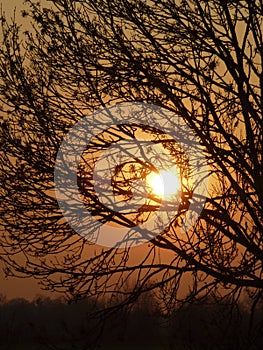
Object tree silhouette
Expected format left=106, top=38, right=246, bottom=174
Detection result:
left=0, top=0, right=263, bottom=317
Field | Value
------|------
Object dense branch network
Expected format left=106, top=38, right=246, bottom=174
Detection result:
left=0, top=0, right=262, bottom=309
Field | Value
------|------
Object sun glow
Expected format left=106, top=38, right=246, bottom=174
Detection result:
left=147, top=166, right=181, bottom=199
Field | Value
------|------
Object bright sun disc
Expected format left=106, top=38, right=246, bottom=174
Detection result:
left=147, top=166, right=181, bottom=198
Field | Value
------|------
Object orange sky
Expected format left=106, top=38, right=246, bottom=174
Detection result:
left=0, top=0, right=249, bottom=301
left=0, top=0, right=200, bottom=301
left=0, top=263, right=56, bottom=300
left=0, top=0, right=52, bottom=300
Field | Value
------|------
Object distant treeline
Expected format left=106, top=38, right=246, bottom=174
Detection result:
left=0, top=293, right=262, bottom=350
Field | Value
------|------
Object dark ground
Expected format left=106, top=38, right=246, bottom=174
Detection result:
left=0, top=293, right=262, bottom=350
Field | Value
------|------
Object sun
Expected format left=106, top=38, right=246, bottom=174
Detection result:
left=146, top=166, right=181, bottom=199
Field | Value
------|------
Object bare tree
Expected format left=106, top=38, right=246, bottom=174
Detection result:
left=0, top=0, right=263, bottom=319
